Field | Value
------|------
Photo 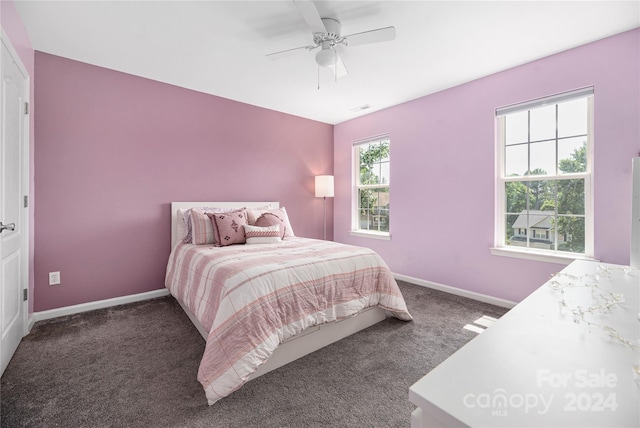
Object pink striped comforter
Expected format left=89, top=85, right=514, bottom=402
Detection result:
left=165, top=237, right=412, bottom=405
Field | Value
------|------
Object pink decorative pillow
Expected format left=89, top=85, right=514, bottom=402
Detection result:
left=244, top=224, right=282, bottom=244
left=245, top=205, right=275, bottom=225
left=185, top=207, right=238, bottom=244
left=208, top=209, right=248, bottom=246
left=250, top=207, right=295, bottom=237
left=255, top=212, right=285, bottom=238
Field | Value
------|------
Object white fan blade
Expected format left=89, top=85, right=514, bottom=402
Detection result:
left=344, top=26, right=396, bottom=47
left=327, top=49, right=348, bottom=79
left=266, top=45, right=316, bottom=61
left=294, top=0, right=327, bottom=34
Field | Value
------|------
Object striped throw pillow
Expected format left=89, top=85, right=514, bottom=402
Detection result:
left=244, top=224, right=282, bottom=244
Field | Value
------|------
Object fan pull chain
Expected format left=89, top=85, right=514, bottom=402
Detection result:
left=317, top=64, right=320, bottom=90
left=334, top=49, right=338, bottom=82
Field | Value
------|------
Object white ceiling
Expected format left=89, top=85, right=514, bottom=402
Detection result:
left=14, top=1, right=640, bottom=124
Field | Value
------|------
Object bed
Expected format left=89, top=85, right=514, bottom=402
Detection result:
left=165, top=202, right=412, bottom=405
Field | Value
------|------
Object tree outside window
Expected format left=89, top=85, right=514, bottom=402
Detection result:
left=498, top=89, right=593, bottom=257
left=505, top=144, right=586, bottom=252
left=355, top=138, right=390, bottom=233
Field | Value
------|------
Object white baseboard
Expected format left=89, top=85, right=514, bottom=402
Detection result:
left=27, top=276, right=514, bottom=327
left=30, top=288, right=171, bottom=325
left=393, top=273, right=517, bottom=309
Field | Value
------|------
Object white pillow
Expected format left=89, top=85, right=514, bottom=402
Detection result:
left=244, top=224, right=282, bottom=244
left=176, top=209, right=188, bottom=242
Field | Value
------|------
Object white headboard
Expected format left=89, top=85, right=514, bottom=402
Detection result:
left=170, top=202, right=279, bottom=248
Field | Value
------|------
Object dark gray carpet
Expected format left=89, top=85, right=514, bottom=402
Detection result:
left=1, top=281, right=508, bottom=427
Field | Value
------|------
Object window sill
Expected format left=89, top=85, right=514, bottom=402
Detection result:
left=490, top=246, right=597, bottom=265
left=349, top=230, right=391, bottom=240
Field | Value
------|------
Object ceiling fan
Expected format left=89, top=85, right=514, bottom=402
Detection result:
left=266, top=0, right=396, bottom=80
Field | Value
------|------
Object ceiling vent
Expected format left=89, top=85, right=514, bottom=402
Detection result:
left=350, top=104, right=373, bottom=112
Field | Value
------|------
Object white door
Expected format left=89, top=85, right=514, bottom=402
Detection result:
left=1, top=35, right=29, bottom=376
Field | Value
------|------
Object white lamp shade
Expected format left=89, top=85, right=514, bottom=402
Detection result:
left=315, top=175, right=334, bottom=198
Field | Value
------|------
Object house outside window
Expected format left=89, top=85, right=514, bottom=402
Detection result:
left=351, top=135, right=390, bottom=239
left=495, top=88, right=594, bottom=261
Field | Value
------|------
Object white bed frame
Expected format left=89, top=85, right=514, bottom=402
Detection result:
left=170, top=202, right=387, bottom=380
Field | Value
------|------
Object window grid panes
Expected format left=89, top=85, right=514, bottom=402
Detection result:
left=498, top=92, right=592, bottom=256
left=354, top=137, right=390, bottom=234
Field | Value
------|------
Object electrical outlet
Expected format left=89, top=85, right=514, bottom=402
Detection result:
left=49, top=271, right=60, bottom=285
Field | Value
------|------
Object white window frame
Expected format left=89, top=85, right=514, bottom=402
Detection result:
left=350, top=134, right=391, bottom=240
left=492, top=88, right=595, bottom=265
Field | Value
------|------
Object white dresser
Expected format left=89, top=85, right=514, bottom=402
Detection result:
left=409, top=260, right=640, bottom=427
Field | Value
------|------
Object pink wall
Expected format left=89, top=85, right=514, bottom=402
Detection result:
left=1, top=0, right=36, bottom=314
left=34, top=53, right=333, bottom=311
left=17, top=19, right=640, bottom=311
left=334, top=29, right=640, bottom=303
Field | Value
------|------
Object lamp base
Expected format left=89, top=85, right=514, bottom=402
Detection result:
left=323, top=196, right=327, bottom=240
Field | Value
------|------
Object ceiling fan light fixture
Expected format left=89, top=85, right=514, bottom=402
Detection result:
left=266, top=1, right=397, bottom=81
left=315, top=48, right=336, bottom=68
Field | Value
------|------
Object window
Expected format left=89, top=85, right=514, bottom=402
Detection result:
left=352, top=135, right=390, bottom=238
left=495, top=88, right=594, bottom=261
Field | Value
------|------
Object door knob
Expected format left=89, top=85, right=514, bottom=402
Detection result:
left=0, top=222, right=16, bottom=233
